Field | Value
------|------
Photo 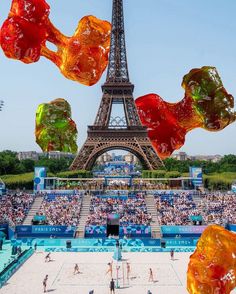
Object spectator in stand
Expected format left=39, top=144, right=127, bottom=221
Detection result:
left=201, top=193, right=236, bottom=225
left=86, top=193, right=152, bottom=226
left=38, top=194, right=82, bottom=226
left=0, top=193, right=34, bottom=226
left=1, top=190, right=235, bottom=228
left=155, top=192, right=236, bottom=226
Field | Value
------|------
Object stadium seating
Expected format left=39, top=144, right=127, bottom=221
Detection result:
left=86, top=193, right=152, bottom=226
left=202, top=194, right=236, bottom=224
left=0, top=193, right=34, bottom=226
left=155, top=192, right=236, bottom=226
left=38, top=194, right=82, bottom=226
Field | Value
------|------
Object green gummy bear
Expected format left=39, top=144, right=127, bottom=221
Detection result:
left=35, top=98, right=78, bottom=153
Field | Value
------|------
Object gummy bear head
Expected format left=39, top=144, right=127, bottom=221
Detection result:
left=182, top=66, right=236, bottom=131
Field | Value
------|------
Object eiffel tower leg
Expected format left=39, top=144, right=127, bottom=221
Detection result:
left=70, top=136, right=163, bottom=171
left=138, top=138, right=164, bottom=170
left=123, top=97, right=142, bottom=126
left=70, top=140, right=97, bottom=170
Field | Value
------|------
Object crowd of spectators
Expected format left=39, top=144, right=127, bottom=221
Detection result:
left=155, top=192, right=236, bottom=225
left=155, top=192, right=198, bottom=225
left=86, top=193, right=152, bottom=226
left=201, top=193, right=236, bottom=225
left=38, top=194, right=82, bottom=226
left=0, top=193, right=34, bottom=226
left=1, top=190, right=235, bottom=228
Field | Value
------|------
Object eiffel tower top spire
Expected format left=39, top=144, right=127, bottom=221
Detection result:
left=106, top=0, right=130, bottom=83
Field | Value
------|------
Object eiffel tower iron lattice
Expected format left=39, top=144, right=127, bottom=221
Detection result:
left=70, top=0, right=163, bottom=170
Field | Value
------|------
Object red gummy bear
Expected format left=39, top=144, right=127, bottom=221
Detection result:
left=0, top=0, right=111, bottom=85
left=1, top=16, right=47, bottom=63
left=10, top=0, right=50, bottom=24
left=136, top=67, right=236, bottom=159
left=136, top=94, right=188, bottom=159
left=1, top=0, right=49, bottom=63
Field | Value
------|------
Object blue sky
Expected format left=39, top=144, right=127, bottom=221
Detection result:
left=0, top=0, right=236, bottom=155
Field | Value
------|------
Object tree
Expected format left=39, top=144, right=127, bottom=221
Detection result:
left=21, top=159, right=35, bottom=173
left=36, top=157, right=73, bottom=174
left=218, top=155, right=236, bottom=172
left=0, top=150, right=21, bottom=175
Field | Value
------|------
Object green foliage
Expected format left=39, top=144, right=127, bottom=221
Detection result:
left=142, top=170, right=166, bottom=178
left=1, top=173, right=34, bottom=190
left=36, top=156, right=73, bottom=174
left=0, top=150, right=74, bottom=176
left=142, top=170, right=181, bottom=178
left=1, top=150, right=236, bottom=176
left=0, top=150, right=23, bottom=175
left=203, top=172, right=236, bottom=190
left=217, top=155, right=236, bottom=173
left=152, top=170, right=166, bottom=178
left=56, top=170, right=92, bottom=178
left=1, top=149, right=236, bottom=191
left=163, top=155, right=236, bottom=174
left=21, top=159, right=35, bottom=172
left=142, top=170, right=151, bottom=178
left=165, top=171, right=181, bottom=178
left=0, top=169, right=92, bottom=190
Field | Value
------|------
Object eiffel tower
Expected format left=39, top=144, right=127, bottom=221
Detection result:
left=70, top=0, right=163, bottom=170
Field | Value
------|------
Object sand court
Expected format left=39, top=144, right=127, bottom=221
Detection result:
left=54, top=261, right=181, bottom=287
left=2, top=251, right=236, bottom=294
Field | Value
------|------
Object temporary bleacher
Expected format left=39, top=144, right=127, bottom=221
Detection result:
left=23, top=196, right=44, bottom=225
left=145, top=194, right=162, bottom=238
left=75, top=194, right=92, bottom=238
left=84, top=193, right=152, bottom=238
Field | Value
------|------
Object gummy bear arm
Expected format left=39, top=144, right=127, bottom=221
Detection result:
left=230, top=112, right=236, bottom=124
left=172, top=97, right=203, bottom=131
left=46, top=19, right=68, bottom=47
left=41, top=46, right=61, bottom=67
left=221, top=111, right=236, bottom=130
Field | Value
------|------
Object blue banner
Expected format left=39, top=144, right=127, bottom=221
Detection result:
left=120, top=226, right=151, bottom=238
left=0, top=179, right=6, bottom=195
left=34, top=167, right=47, bottom=192
left=16, top=238, right=161, bottom=248
left=85, top=225, right=106, bottom=237
left=16, top=225, right=76, bottom=238
left=231, top=183, right=236, bottom=193
left=161, top=225, right=207, bottom=237
left=85, top=225, right=151, bottom=238
left=189, top=167, right=203, bottom=187
left=163, top=238, right=198, bottom=247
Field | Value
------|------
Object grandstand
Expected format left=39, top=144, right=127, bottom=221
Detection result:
left=38, top=194, right=83, bottom=226
left=0, top=193, right=34, bottom=226
left=0, top=177, right=236, bottom=293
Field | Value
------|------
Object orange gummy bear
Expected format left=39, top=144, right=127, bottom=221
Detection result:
left=187, top=225, right=236, bottom=294
left=0, top=0, right=111, bottom=86
left=42, top=16, right=111, bottom=86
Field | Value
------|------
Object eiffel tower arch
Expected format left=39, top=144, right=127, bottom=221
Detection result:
left=71, top=136, right=163, bottom=171
left=70, top=0, right=163, bottom=171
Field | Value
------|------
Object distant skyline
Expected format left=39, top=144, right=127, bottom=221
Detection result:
left=14, top=150, right=232, bottom=157
left=0, top=0, right=236, bottom=155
